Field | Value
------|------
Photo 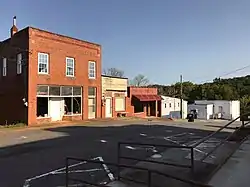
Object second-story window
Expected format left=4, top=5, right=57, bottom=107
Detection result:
left=17, top=53, right=22, bottom=74
left=38, top=53, right=49, bottom=74
left=88, top=61, right=96, bottom=79
left=2, top=58, right=7, bottom=76
left=66, top=57, right=75, bottom=77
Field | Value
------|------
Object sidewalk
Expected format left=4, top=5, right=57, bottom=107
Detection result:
left=208, top=136, right=250, bottom=187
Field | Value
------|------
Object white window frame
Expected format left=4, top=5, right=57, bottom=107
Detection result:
left=38, top=52, right=49, bottom=74
left=66, top=57, right=75, bottom=77
left=88, top=61, right=96, bottom=79
left=17, top=53, right=22, bottom=74
left=2, top=58, right=7, bottom=76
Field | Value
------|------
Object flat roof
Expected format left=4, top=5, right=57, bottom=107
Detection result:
left=1, top=26, right=101, bottom=47
left=101, top=75, right=128, bottom=79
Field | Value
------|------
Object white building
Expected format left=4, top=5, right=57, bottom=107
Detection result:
left=161, top=96, right=188, bottom=119
left=191, top=100, right=240, bottom=120
left=187, top=103, right=214, bottom=120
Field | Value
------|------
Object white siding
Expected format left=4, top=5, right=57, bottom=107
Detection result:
left=231, top=101, right=240, bottom=120
left=194, top=100, right=240, bottom=120
left=187, top=104, right=213, bottom=120
left=161, top=96, right=187, bottom=119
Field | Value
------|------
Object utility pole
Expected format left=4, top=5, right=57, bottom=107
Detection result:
left=180, top=75, right=183, bottom=119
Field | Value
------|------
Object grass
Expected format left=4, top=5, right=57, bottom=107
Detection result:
left=0, top=123, right=27, bottom=129
left=0, top=117, right=159, bottom=131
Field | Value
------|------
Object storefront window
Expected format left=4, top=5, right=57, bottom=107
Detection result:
left=49, top=86, right=60, bottom=96
left=73, top=87, right=82, bottom=96
left=37, top=85, right=49, bottom=96
left=61, top=86, right=73, bottom=96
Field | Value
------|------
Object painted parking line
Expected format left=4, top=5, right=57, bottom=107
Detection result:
left=144, top=132, right=217, bottom=159
left=23, top=156, right=115, bottom=187
left=54, top=168, right=103, bottom=174
left=125, top=145, right=158, bottom=153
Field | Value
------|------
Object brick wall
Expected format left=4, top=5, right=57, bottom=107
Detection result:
left=62, top=115, right=82, bottom=121
left=128, top=87, right=158, bottom=97
left=36, top=117, right=51, bottom=124
left=27, top=27, right=102, bottom=125
left=0, top=29, right=29, bottom=125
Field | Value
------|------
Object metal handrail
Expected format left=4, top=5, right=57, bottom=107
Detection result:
left=118, top=142, right=194, bottom=173
left=119, top=141, right=192, bottom=149
left=65, top=157, right=212, bottom=187
left=199, top=122, right=247, bottom=162
left=119, top=156, right=192, bottom=168
left=192, top=112, right=250, bottom=148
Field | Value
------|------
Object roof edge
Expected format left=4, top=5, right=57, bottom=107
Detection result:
left=101, top=75, right=128, bottom=79
left=26, top=26, right=101, bottom=47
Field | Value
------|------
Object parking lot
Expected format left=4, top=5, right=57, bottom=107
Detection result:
left=0, top=120, right=234, bottom=187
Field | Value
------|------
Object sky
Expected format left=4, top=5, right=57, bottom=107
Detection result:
left=1, top=0, right=250, bottom=85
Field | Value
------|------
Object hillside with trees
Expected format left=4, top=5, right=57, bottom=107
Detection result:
left=149, top=75, right=250, bottom=113
left=103, top=67, right=250, bottom=113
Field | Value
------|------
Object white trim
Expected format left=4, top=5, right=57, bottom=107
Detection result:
left=38, top=52, right=49, bottom=74
left=17, top=53, right=22, bottom=74
left=88, top=61, right=96, bottom=79
left=37, top=95, right=82, bottom=98
left=105, top=97, right=112, bottom=118
left=37, top=116, right=51, bottom=119
left=66, top=57, right=75, bottom=77
left=64, top=114, right=82, bottom=116
left=2, top=58, right=7, bottom=76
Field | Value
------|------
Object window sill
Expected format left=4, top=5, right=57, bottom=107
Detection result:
left=66, top=76, right=76, bottom=79
left=64, top=114, right=82, bottom=116
left=37, top=116, right=51, bottom=119
left=38, top=73, right=49, bottom=75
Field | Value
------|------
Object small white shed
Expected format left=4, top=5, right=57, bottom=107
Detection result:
left=194, top=100, right=240, bottom=120
left=187, top=103, right=214, bottom=120
left=161, top=96, right=187, bottom=119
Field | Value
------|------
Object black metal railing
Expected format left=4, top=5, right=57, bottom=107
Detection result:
left=65, top=157, right=211, bottom=187
left=65, top=114, right=250, bottom=187
left=191, top=113, right=250, bottom=163
left=117, top=142, right=195, bottom=175
left=117, top=113, right=250, bottom=180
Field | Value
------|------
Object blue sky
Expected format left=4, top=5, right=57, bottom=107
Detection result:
left=1, top=0, right=250, bottom=85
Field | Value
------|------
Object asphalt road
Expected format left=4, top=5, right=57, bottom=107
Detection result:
left=0, top=121, right=230, bottom=187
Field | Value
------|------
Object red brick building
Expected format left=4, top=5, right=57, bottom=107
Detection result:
left=0, top=17, right=102, bottom=125
left=128, top=87, right=162, bottom=118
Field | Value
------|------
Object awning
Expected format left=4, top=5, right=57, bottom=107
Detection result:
left=133, top=95, right=162, bottom=102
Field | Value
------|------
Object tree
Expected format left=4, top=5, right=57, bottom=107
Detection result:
left=240, top=95, right=250, bottom=113
left=130, top=74, right=149, bottom=87
left=103, top=68, right=125, bottom=78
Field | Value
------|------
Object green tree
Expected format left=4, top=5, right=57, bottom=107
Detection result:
left=148, top=74, right=250, bottom=112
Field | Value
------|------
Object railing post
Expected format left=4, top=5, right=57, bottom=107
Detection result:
left=242, top=120, right=245, bottom=128
left=117, top=143, right=121, bottom=180
left=191, top=148, right=195, bottom=174
left=65, top=158, right=69, bottom=187
left=148, top=170, right=151, bottom=187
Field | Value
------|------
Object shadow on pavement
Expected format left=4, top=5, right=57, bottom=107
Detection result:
left=0, top=123, right=230, bottom=187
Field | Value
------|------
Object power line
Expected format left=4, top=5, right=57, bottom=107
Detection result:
left=219, top=64, right=250, bottom=78
left=196, top=64, right=250, bottom=84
